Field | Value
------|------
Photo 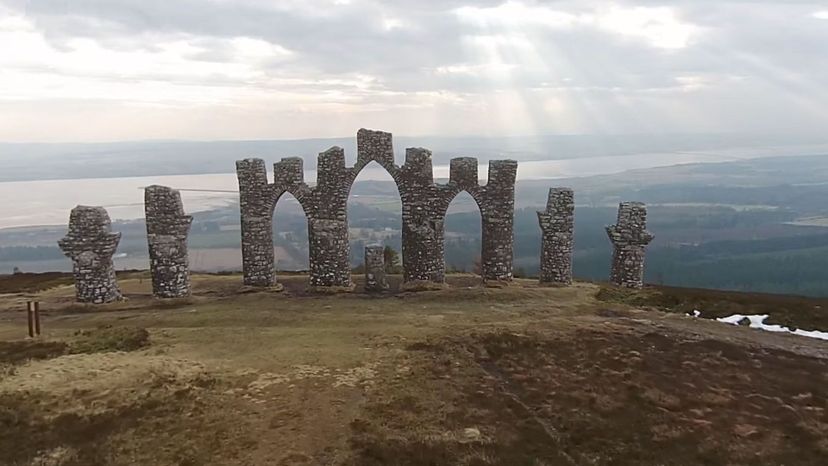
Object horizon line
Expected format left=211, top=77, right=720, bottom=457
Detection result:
left=0, top=130, right=807, bottom=147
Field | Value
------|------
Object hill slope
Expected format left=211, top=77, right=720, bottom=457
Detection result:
left=0, top=274, right=826, bottom=465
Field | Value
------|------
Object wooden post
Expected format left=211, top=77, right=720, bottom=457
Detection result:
left=34, top=301, right=41, bottom=336
left=26, top=301, right=34, bottom=338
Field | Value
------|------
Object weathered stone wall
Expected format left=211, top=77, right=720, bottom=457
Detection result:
left=364, top=244, right=389, bottom=292
left=236, top=129, right=518, bottom=289
left=606, top=202, right=654, bottom=289
left=58, top=206, right=122, bottom=303
left=145, top=185, right=193, bottom=298
left=537, top=188, right=575, bottom=285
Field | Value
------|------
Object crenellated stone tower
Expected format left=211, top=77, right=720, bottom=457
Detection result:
left=537, top=188, right=575, bottom=285
left=58, top=206, right=123, bottom=304
left=606, top=202, right=654, bottom=289
left=236, top=129, right=518, bottom=289
left=145, top=185, right=193, bottom=298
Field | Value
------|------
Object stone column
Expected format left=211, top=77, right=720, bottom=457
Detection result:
left=58, top=206, right=123, bottom=304
left=145, top=185, right=193, bottom=298
left=236, top=158, right=276, bottom=287
left=479, top=160, right=518, bottom=282
left=399, top=148, right=447, bottom=283
left=364, top=244, right=389, bottom=292
left=307, top=147, right=352, bottom=288
left=307, top=218, right=351, bottom=287
left=606, top=202, right=655, bottom=289
left=537, top=188, right=575, bottom=285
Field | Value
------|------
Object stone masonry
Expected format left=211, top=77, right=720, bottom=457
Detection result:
left=475, top=160, right=518, bottom=282
left=58, top=206, right=123, bottom=303
left=364, top=244, right=389, bottom=292
left=537, top=188, right=575, bottom=285
left=145, top=185, right=193, bottom=298
left=606, top=202, right=655, bottom=289
left=236, top=129, right=519, bottom=289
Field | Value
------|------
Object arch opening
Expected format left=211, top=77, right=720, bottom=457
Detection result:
left=444, top=190, right=482, bottom=281
left=272, top=191, right=309, bottom=272
left=347, top=161, right=402, bottom=281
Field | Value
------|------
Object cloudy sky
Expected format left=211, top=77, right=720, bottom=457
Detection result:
left=1, top=0, right=828, bottom=142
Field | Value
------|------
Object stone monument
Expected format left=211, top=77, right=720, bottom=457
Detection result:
left=606, top=202, right=654, bottom=289
left=236, top=129, right=518, bottom=290
left=145, top=185, right=193, bottom=298
left=537, top=188, right=575, bottom=285
left=58, top=206, right=123, bottom=303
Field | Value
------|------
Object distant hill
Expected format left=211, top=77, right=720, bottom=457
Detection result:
left=2, top=132, right=827, bottom=182
left=4, top=152, right=828, bottom=296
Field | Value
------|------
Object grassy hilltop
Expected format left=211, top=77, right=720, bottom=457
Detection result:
left=0, top=273, right=827, bottom=465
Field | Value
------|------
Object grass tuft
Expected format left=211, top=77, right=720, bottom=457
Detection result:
left=69, top=326, right=150, bottom=354
left=0, top=340, right=68, bottom=365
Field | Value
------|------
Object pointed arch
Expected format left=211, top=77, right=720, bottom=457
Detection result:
left=272, top=190, right=309, bottom=272
left=444, top=190, right=483, bottom=279
left=347, top=160, right=402, bottom=284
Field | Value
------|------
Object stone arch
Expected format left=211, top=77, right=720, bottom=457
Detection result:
left=272, top=189, right=310, bottom=271
left=236, top=129, right=517, bottom=289
left=274, top=188, right=311, bottom=217
left=349, top=128, right=401, bottom=184
left=346, top=159, right=402, bottom=268
left=236, top=133, right=395, bottom=289
left=441, top=188, right=485, bottom=218
left=443, top=158, right=518, bottom=282
left=443, top=189, right=483, bottom=275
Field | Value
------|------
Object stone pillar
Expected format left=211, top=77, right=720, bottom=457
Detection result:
left=364, top=244, right=389, bottom=292
left=307, top=218, right=351, bottom=287
left=237, top=158, right=276, bottom=287
left=145, top=185, right=193, bottom=298
left=606, top=202, right=655, bottom=289
left=58, top=206, right=123, bottom=304
left=399, top=148, right=447, bottom=283
left=479, top=160, right=518, bottom=282
left=537, top=188, right=575, bottom=285
left=307, top=147, right=352, bottom=288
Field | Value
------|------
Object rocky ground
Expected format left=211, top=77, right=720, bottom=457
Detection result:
left=0, top=272, right=826, bottom=465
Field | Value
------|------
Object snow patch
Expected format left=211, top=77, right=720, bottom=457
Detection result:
left=715, top=314, right=828, bottom=341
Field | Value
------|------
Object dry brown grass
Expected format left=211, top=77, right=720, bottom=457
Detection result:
left=0, top=273, right=826, bottom=465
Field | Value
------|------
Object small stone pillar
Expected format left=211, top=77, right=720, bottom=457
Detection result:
left=537, top=188, right=575, bottom=285
left=364, top=244, right=389, bottom=292
left=58, top=206, right=123, bottom=304
left=145, top=185, right=193, bottom=298
left=606, top=202, right=654, bottom=289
